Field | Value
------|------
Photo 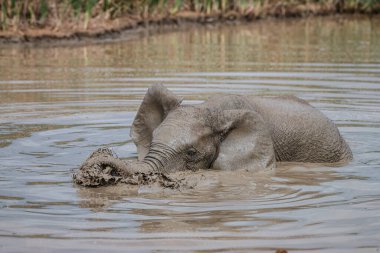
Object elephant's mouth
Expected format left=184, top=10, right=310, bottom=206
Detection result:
left=73, top=147, right=183, bottom=188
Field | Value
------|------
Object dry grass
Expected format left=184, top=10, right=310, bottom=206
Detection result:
left=0, top=0, right=379, bottom=41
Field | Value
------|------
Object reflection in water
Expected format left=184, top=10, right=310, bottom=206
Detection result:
left=76, top=166, right=348, bottom=234
left=0, top=16, right=380, bottom=252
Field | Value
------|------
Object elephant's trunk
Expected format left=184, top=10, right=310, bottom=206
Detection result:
left=110, top=159, right=154, bottom=177
left=141, top=142, right=177, bottom=173
left=74, top=147, right=185, bottom=188
left=73, top=147, right=155, bottom=186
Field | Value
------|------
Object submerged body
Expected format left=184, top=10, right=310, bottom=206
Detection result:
left=201, top=94, right=352, bottom=163
left=76, top=84, right=352, bottom=185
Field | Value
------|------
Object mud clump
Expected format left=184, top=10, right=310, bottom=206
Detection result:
left=73, top=147, right=184, bottom=189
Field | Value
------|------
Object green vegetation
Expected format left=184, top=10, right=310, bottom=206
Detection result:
left=1, top=0, right=379, bottom=33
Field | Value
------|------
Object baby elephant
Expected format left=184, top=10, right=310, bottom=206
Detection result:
left=79, top=84, right=352, bottom=181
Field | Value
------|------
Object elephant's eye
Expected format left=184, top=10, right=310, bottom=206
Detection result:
left=185, top=148, right=197, bottom=157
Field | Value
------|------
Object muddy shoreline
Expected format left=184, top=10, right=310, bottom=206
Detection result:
left=1, top=5, right=379, bottom=45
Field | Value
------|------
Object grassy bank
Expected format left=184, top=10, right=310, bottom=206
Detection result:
left=1, top=0, right=379, bottom=42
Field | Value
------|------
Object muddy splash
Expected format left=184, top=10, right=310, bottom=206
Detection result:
left=73, top=147, right=196, bottom=189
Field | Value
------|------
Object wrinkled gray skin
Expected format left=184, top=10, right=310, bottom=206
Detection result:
left=86, top=84, right=352, bottom=178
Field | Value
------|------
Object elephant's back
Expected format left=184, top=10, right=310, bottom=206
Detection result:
left=249, top=96, right=353, bottom=163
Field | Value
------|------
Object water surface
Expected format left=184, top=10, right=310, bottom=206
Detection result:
left=1, top=16, right=380, bottom=252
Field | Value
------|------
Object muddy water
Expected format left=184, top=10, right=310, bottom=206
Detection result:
left=1, top=16, right=380, bottom=252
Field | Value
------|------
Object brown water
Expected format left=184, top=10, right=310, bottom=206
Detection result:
left=1, top=16, right=380, bottom=252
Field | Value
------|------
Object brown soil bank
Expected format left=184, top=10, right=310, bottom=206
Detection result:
left=1, top=0, right=379, bottom=44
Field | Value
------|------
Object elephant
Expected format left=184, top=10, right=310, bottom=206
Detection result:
left=75, top=84, right=352, bottom=185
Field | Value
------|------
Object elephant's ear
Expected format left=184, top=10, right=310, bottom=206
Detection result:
left=212, top=110, right=275, bottom=171
left=130, top=84, right=182, bottom=160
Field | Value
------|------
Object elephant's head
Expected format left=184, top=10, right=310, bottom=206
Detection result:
left=76, top=84, right=275, bottom=185
left=129, top=84, right=275, bottom=174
